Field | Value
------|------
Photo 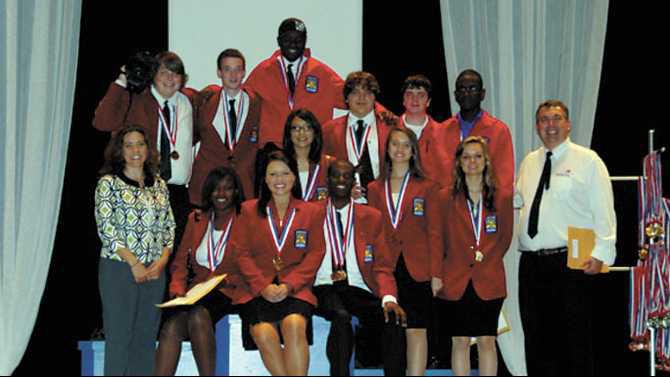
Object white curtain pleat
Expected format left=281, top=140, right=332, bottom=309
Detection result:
left=440, top=1, right=609, bottom=374
left=0, top=1, right=81, bottom=374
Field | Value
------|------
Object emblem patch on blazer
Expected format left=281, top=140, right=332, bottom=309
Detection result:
left=305, top=75, right=319, bottom=93
left=485, top=215, right=497, bottom=234
left=316, top=187, right=328, bottom=201
left=249, top=127, right=259, bottom=144
left=413, top=197, right=425, bottom=216
left=364, top=244, right=374, bottom=263
left=295, top=229, right=309, bottom=249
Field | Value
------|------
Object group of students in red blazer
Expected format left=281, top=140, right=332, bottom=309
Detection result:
left=93, top=17, right=515, bottom=377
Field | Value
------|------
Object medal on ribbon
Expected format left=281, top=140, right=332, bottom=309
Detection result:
left=384, top=172, right=411, bottom=229
left=348, top=123, right=372, bottom=167
left=267, top=206, right=297, bottom=271
left=206, top=215, right=234, bottom=272
left=277, top=56, right=305, bottom=110
left=157, top=101, right=179, bottom=158
left=467, top=195, right=485, bottom=263
left=325, top=199, right=354, bottom=281
left=220, top=90, right=245, bottom=151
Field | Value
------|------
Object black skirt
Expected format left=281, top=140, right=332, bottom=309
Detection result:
left=240, top=296, right=314, bottom=350
left=441, top=281, right=504, bottom=337
left=395, top=255, right=433, bottom=329
left=162, top=289, right=238, bottom=327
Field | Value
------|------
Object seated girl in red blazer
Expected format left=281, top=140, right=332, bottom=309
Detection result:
left=232, top=149, right=325, bottom=376
left=367, top=127, right=443, bottom=376
left=156, top=166, right=247, bottom=376
left=282, top=108, right=335, bottom=202
left=436, top=136, right=513, bottom=376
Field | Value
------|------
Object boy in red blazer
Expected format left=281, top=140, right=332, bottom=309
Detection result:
left=313, top=159, right=407, bottom=376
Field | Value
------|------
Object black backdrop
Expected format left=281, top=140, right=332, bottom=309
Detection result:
left=13, top=1, right=668, bottom=375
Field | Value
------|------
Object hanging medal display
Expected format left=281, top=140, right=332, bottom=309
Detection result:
left=629, top=150, right=670, bottom=370
left=277, top=56, right=305, bottom=110
left=384, top=172, right=411, bottom=230
left=157, top=102, right=179, bottom=159
left=220, top=90, right=245, bottom=151
left=206, top=215, right=234, bottom=272
left=325, top=199, right=354, bottom=282
left=267, top=206, right=297, bottom=272
left=302, top=164, right=321, bottom=201
left=467, top=195, right=485, bottom=263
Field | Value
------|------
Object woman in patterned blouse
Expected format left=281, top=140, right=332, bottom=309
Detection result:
left=94, top=125, right=176, bottom=376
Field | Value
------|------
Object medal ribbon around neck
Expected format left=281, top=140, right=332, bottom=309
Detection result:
left=302, top=164, right=321, bottom=201
left=467, top=195, right=484, bottom=250
left=266, top=206, right=297, bottom=256
left=384, top=172, right=411, bottom=229
left=157, top=102, right=179, bottom=150
left=348, top=123, right=372, bottom=166
left=221, top=90, right=245, bottom=151
left=207, top=214, right=234, bottom=272
left=325, top=199, right=355, bottom=269
left=277, top=55, right=305, bottom=109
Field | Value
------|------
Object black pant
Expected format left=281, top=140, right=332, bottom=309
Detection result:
left=313, top=284, right=407, bottom=376
left=519, top=252, right=595, bottom=376
left=167, top=184, right=190, bottom=252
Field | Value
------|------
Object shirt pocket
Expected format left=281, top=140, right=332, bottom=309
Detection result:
left=551, top=174, right=573, bottom=200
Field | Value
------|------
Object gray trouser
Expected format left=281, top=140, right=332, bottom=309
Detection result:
left=99, top=258, right=166, bottom=376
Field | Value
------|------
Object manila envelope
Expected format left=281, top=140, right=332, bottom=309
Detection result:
left=567, top=227, right=609, bottom=273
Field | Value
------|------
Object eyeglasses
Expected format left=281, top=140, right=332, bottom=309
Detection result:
left=290, top=126, right=314, bottom=134
left=538, top=115, right=566, bottom=125
left=455, top=85, right=482, bottom=94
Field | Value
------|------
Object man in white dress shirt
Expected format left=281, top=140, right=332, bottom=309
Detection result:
left=516, top=100, right=617, bottom=376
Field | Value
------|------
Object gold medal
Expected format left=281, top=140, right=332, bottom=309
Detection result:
left=331, top=270, right=348, bottom=282
left=170, top=150, right=180, bottom=160
left=272, top=256, right=284, bottom=272
left=475, top=251, right=484, bottom=263
left=639, top=248, right=649, bottom=261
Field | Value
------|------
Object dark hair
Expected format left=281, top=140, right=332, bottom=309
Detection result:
left=155, top=51, right=188, bottom=86
left=401, top=74, right=432, bottom=98
left=383, top=127, right=426, bottom=179
left=278, top=17, right=307, bottom=37
left=452, top=136, right=496, bottom=211
left=257, top=148, right=301, bottom=217
left=455, top=69, right=484, bottom=88
left=282, top=109, right=323, bottom=165
left=343, top=71, right=380, bottom=102
left=216, top=48, right=246, bottom=71
left=99, top=125, right=159, bottom=178
left=200, top=166, right=245, bottom=214
left=535, top=99, right=570, bottom=122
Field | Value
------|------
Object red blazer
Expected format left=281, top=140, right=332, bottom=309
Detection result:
left=168, top=210, right=247, bottom=302
left=92, top=83, right=198, bottom=144
left=367, top=176, right=443, bottom=282
left=437, top=188, right=514, bottom=301
left=189, top=89, right=262, bottom=205
left=318, top=202, right=398, bottom=299
left=301, top=154, right=336, bottom=202
left=399, top=115, right=448, bottom=188
left=244, top=49, right=345, bottom=145
left=232, top=198, right=326, bottom=306
left=434, top=111, right=515, bottom=196
left=322, top=112, right=396, bottom=182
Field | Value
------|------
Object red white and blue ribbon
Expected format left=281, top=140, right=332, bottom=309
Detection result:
left=348, top=123, right=372, bottom=166
left=157, top=102, right=179, bottom=150
left=206, top=215, right=234, bottom=272
left=467, top=194, right=484, bottom=249
left=276, top=55, right=305, bottom=110
left=325, top=199, right=355, bottom=269
left=266, top=206, right=297, bottom=255
left=384, top=172, right=411, bottom=229
left=220, top=90, right=245, bottom=151
left=302, top=164, right=321, bottom=201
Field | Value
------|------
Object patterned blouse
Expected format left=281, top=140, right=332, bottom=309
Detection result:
left=94, top=173, right=176, bottom=263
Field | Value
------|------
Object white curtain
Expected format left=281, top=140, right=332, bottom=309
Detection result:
left=440, top=1, right=609, bottom=375
left=0, top=0, right=81, bottom=374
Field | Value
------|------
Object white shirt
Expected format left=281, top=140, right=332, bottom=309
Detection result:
left=346, top=111, right=381, bottom=179
left=516, top=138, right=617, bottom=265
left=402, top=114, right=428, bottom=140
left=212, top=90, right=250, bottom=145
left=315, top=203, right=397, bottom=305
left=151, top=85, right=194, bottom=186
left=195, top=223, right=223, bottom=269
left=299, top=170, right=310, bottom=197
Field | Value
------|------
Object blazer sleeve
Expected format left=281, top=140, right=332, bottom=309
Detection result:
left=281, top=209, right=327, bottom=293
left=92, top=83, right=130, bottom=132
left=232, top=211, right=268, bottom=296
left=427, top=183, right=444, bottom=278
left=169, top=214, right=196, bottom=295
left=495, top=193, right=514, bottom=259
left=372, top=216, right=398, bottom=299
left=491, top=123, right=515, bottom=198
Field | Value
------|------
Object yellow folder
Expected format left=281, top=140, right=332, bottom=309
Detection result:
left=567, top=227, right=609, bottom=273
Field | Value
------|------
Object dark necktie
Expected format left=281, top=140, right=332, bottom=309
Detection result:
left=334, top=210, right=349, bottom=285
left=355, top=120, right=374, bottom=189
left=159, top=100, right=172, bottom=181
left=287, top=64, right=296, bottom=97
left=228, top=98, right=237, bottom=146
left=527, top=151, right=553, bottom=239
